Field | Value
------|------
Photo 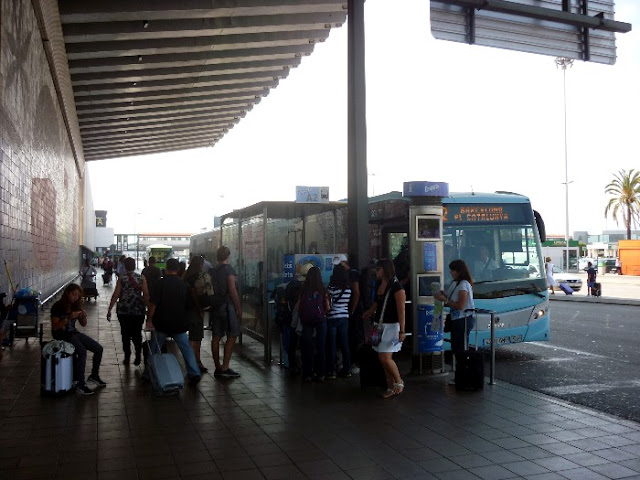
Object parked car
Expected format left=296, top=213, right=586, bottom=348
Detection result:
left=553, top=265, right=582, bottom=292
left=578, top=257, right=597, bottom=271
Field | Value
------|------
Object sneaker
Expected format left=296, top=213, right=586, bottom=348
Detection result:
left=350, top=365, right=360, bottom=375
left=87, top=375, right=107, bottom=388
left=197, top=363, right=209, bottom=374
left=213, top=369, right=223, bottom=378
left=76, top=384, right=95, bottom=396
left=326, top=372, right=337, bottom=380
left=219, top=368, right=240, bottom=378
left=337, top=369, right=352, bottom=379
left=133, top=356, right=141, bottom=366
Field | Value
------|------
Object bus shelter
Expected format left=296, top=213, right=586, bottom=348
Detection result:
left=219, top=201, right=348, bottom=362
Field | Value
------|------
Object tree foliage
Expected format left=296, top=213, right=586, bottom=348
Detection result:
left=604, top=169, right=640, bottom=240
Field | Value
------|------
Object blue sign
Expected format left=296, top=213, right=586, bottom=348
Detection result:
left=423, top=243, right=438, bottom=271
left=417, top=304, right=444, bottom=353
left=403, top=181, right=449, bottom=198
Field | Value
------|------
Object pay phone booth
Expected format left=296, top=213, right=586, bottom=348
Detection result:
left=404, top=181, right=449, bottom=374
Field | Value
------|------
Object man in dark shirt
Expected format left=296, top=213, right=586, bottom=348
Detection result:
left=141, top=256, right=162, bottom=297
left=146, top=258, right=201, bottom=384
left=586, top=262, right=597, bottom=296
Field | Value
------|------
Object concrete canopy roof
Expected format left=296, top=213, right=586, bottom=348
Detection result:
left=56, top=1, right=347, bottom=162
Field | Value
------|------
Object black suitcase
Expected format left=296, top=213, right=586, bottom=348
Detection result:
left=358, top=344, right=387, bottom=389
left=454, top=313, right=484, bottom=391
left=591, top=283, right=601, bottom=297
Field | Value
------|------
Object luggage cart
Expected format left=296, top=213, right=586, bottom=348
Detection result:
left=8, top=294, right=40, bottom=342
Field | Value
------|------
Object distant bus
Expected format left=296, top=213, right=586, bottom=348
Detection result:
left=146, top=244, right=173, bottom=270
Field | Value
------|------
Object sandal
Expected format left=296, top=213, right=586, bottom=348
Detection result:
left=381, top=388, right=395, bottom=399
left=393, top=382, right=405, bottom=396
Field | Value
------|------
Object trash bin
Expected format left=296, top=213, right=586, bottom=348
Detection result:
left=417, top=304, right=444, bottom=353
left=597, top=259, right=606, bottom=276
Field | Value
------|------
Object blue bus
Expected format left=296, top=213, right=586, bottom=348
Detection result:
left=189, top=190, right=550, bottom=356
left=372, top=191, right=550, bottom=347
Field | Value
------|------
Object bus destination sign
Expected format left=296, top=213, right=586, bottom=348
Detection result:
left=444, top=204, right=528, bottom=225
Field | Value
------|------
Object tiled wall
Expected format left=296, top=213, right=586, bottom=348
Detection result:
left=0, top=0, right=82, bottom=299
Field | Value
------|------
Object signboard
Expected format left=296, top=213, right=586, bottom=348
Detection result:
left=403, top=181, right=449, bottom=198
left=444, top=203, right=530, bottom=225
left=417, top=305, right=444, bottom=353
left=295, top=186, right=329, bottom=204
left=430, top=0, right=631, bottom=65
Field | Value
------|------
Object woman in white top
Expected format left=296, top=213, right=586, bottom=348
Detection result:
left=435, top=259, right=475, bottom=355
left=545, top=257, right=556, bottom=295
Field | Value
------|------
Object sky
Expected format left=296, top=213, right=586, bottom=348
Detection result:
left=87, top=1, right=640, bottom=238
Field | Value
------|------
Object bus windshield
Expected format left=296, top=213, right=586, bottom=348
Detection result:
left=443, top=203, right=546, bottom=299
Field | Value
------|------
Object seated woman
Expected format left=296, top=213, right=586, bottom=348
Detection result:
left=51, top=284, right=106, bottom=395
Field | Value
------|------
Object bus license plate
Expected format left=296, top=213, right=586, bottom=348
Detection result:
left=483, top=335, right=523, bottom=346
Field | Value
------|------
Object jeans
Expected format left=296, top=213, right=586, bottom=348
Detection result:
left=67, top=332, right=103, bottom=385
left=151, top=331, right=201, bottom=378
left=301, top=322, right=327, bottom=379
left=327, top=316, right=350, bottom=374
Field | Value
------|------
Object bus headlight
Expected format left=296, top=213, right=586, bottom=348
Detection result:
left=531, top=301, right=549, bottom=320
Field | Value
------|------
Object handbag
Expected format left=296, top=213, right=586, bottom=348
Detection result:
left=365, top=287, right=391, bottom=346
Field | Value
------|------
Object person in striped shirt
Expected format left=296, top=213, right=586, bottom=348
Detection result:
left=326, top=264, right=352, bottom=379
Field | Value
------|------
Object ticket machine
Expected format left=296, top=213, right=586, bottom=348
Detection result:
left=403, top=181, right=449, bottom=373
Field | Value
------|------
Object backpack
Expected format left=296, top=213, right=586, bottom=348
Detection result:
left=192, top=271, right=214, bottom=309
left=209, top=264, right=230, bottom=308
left=299, top=290, right=326, bottom=325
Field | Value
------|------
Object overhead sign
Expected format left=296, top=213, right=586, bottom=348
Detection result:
left=296, top=186, right=329, bottom=204
left=403, top=181, right=449, bottom=198
left=430, top=0, right=632, bottom=65
left=444, top=203, right=529, bottom=225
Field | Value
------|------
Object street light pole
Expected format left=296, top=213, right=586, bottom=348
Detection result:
left=555, top=57, right=573, bottom=271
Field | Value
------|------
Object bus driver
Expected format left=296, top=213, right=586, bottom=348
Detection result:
left=474, top=245, right=499, bottom=281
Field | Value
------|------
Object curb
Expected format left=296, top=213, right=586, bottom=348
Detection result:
left=549, top=295, right=640, bottom=307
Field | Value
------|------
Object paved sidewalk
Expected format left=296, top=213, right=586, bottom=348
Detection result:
left=550, top=272, right=640, bottom=306
left=2, top=281, right=640, bottom=479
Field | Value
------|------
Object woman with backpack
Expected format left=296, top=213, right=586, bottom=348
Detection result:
left=183, top=255, right=210, bottom=373
left=107, top=257, right=149, bottom=366
left=326, top=264, right=352, bottom=379
left=363, top=258, right=406, bottom=398
left=297, top=266, right=331, bottom=383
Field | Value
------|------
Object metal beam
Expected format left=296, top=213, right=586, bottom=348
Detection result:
left=61, top=13, right=345, bottom=43
left=65, top=29, right=330, bottom=60
left=439, top=0, right=631, bottom=33
left=347, top=0, right=369, bottom=271
left=59, top=0, right=347, bottom=23
left=70, top=58, right=299, bottom=86
left=68, top=44, right=315, bottom=74
left=85, top=141, right=215, bottom=161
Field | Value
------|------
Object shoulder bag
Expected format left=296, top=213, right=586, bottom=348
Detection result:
left=365, top=286, right=392, bottom=346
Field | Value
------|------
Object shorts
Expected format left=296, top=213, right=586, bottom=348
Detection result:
left=211, top=303, right=240, bottom=338
left=187, top=309, right=204, bottom=341
left=373, top=323, right=402, bottom=353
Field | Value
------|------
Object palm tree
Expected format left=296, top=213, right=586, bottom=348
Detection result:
left=604, top=169, right=640, bottom=239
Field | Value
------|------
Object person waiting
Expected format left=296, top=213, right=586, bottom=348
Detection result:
left=50, top=284, right=106, bottom=395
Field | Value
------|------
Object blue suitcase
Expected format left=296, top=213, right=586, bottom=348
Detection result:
left=558, top=282, right=573, bottom=295
left=145, top=334, right=184, bottom=395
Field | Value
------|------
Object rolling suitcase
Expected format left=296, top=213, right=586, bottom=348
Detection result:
left=558, top=282, right=573, bottom=295
left=591, top=282, right=602, bottom=297
left=454, top=313, right=484, bottom=391
left=358, top=344, right=387, bottom=389
left=145, top=332, right=184, bottom=395
left=41, top=340, right=74, bottom=395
